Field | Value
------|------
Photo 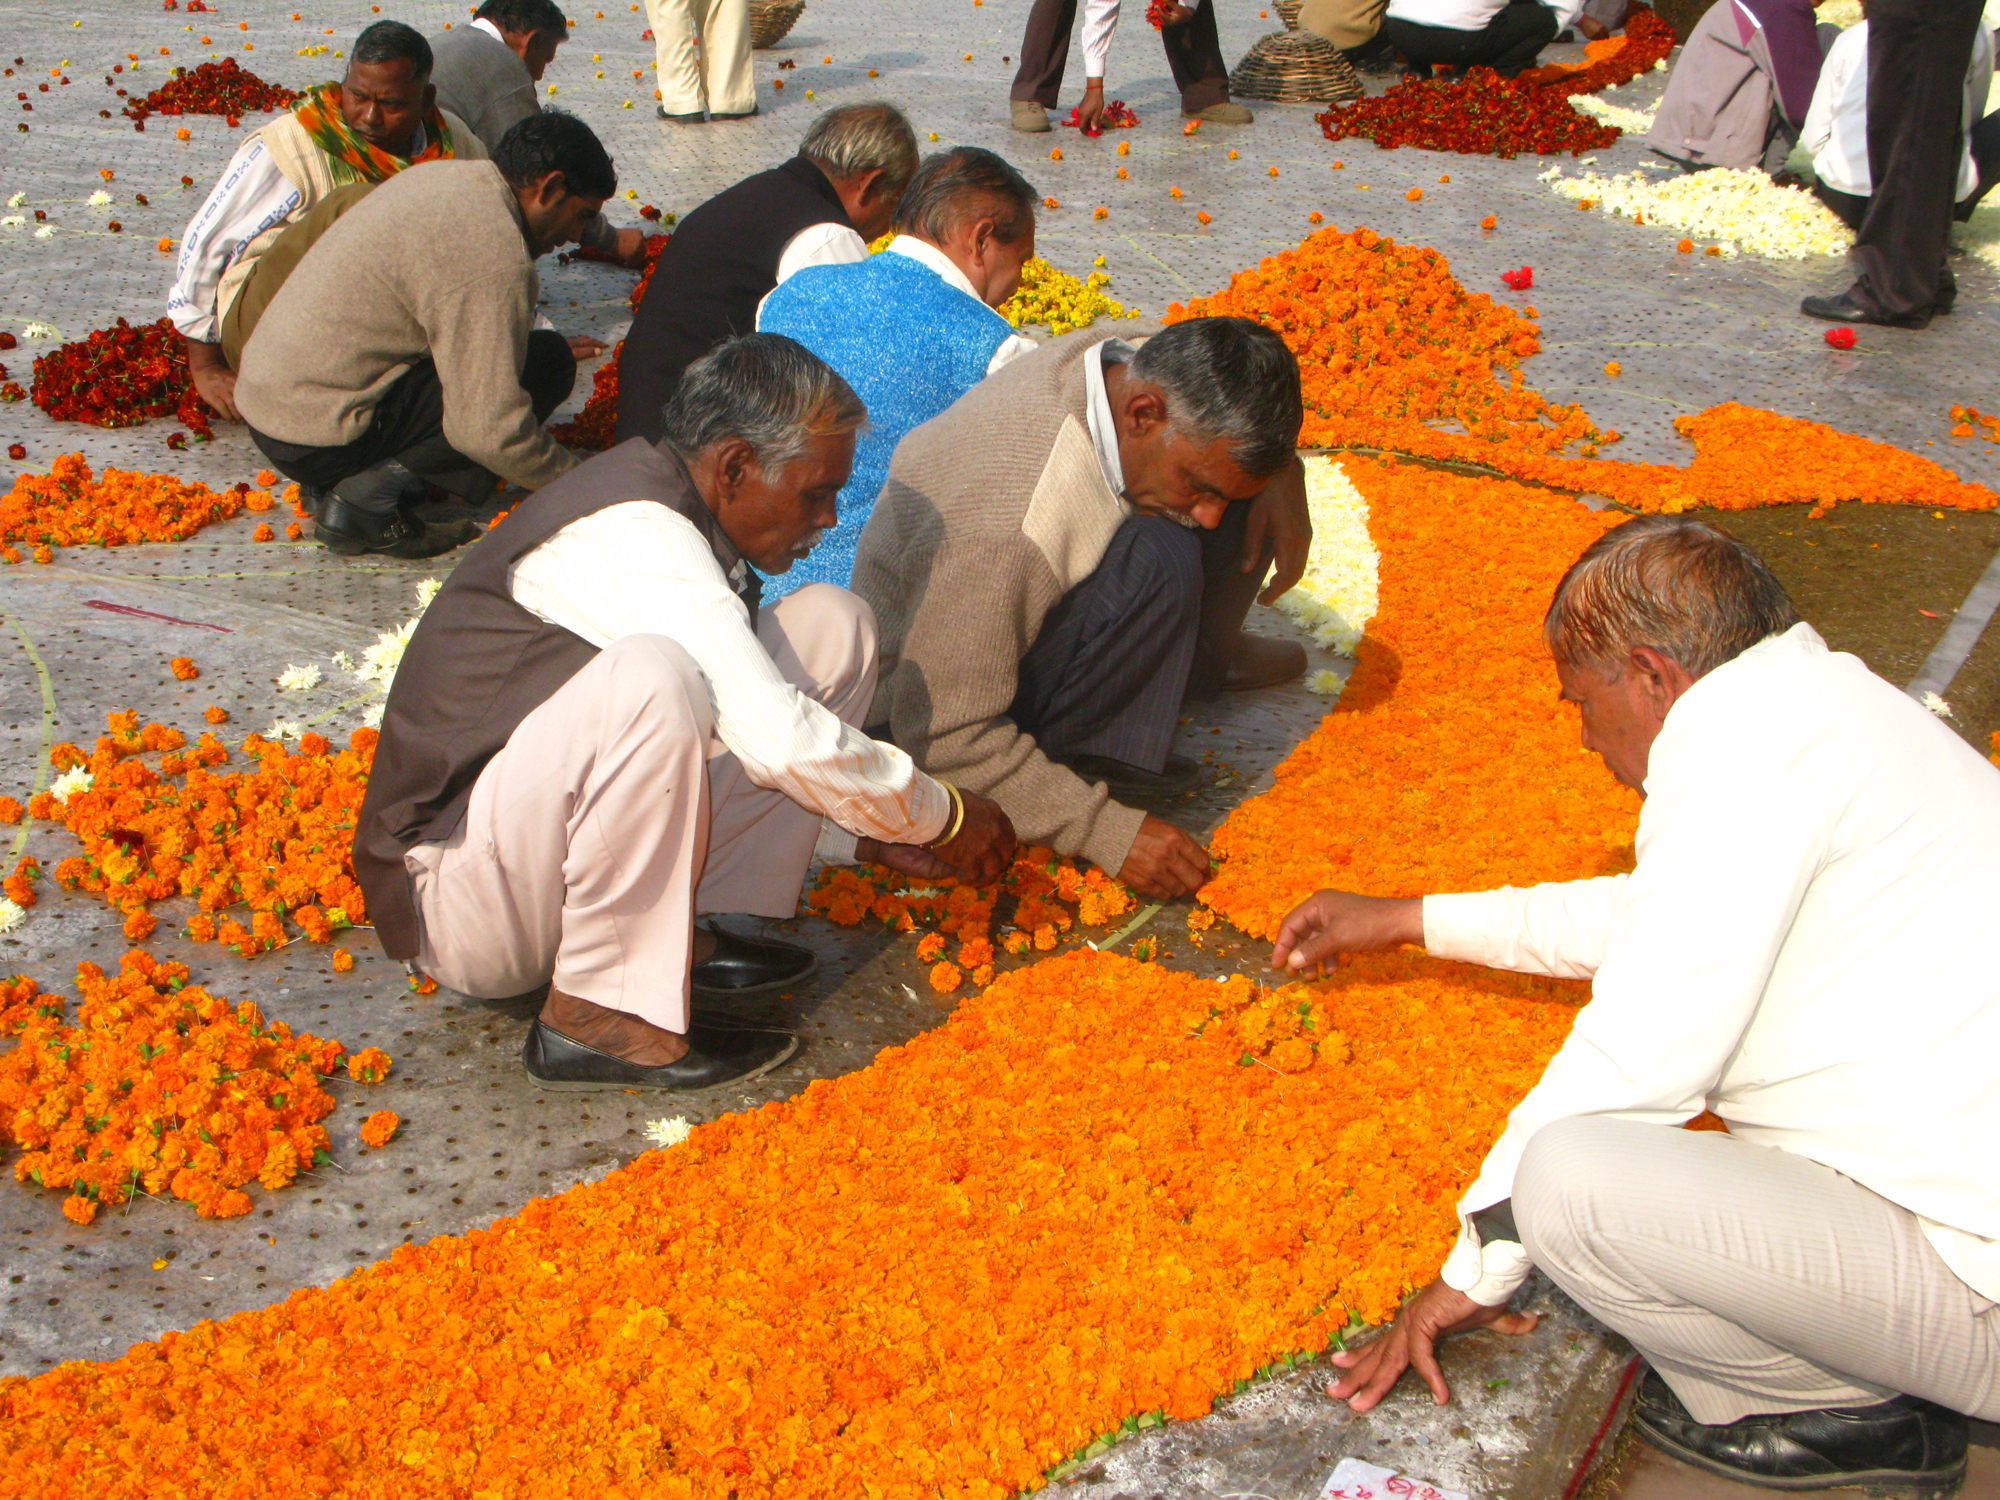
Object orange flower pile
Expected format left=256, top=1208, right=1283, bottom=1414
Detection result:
left=806, top=845, right=1136, bottom=990
left=0, top=949, right=386, bottom=1225
left=1200, top=455, right=1638, bottom=936
left=21, top=717, right=374, bottom=952
left=1166, top=225, right=1608, bottom=464
left=168, top=656, right=198, bottom=680
left=1, top=454, right=271, bottom=554
left=1166, top=229, right=1997, bottom=514
left=0, top=948, right=1578, bottom=1496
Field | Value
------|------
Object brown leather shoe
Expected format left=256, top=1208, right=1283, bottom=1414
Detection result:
left=1223, top=632, right=1308, bottom=691
left=541, top=985, right=688, bottom=1066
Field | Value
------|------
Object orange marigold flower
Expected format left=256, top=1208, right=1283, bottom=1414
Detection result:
left=1605, top=361, right=1621, bottom=377
left=0, top=797, right=21, bottom=825
left=1196, top=210, right=1211, bottom=225
left=251, top=523, right=274, bottom=542
left=331, top=947, right=355, bottom=973
left=927, top=961, right=962, bottom=994
left=61, top=1194, right=98, bottom=1225
left=347, top=1047, right=393, bottom=1083
left=358, top=1109, right=399, bottom=1149
left=915, top=931, right=946, bottom=963
left=169, top=656, right=198, bottom=680
left=1405, top=187, right=1422, bottom=201
left=1676, top=238, right=1694, bottom=252
left=202, top=705, right=228, bottom=723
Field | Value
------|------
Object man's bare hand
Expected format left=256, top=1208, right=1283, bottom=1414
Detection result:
left=1244, top=454, right=1311, bottom=606
left=182, top=337, right=241, bottom=422
left=1328, top=1279, right=1539, bottom=1411
left=1270, top=889, right=1422, bottom=977
left=1118, top=815, right=1212, bottom=900
left=853, top=836, right=955, bottom=882
left=1159, top=2, right=1197, bottom=25
left=567, top=334, right=611, bottom=361
left=1076, top=81, right=1107, bottom=133
left=613, top=225, right=649, bottom=267
left=931, top=789, right=1016, bottom=886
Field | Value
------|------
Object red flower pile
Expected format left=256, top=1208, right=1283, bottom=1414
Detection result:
left=1064, top=98, right=1140, bottom=134
left=30, top=317, right=213, bottom=438
left=548, top=232, right=670, bottom=452
left=1320, top=5, right=1674, bottom=159
left=121, top=57, right=295, bottom=126
left=1146, top=0, right=1176, bottom=26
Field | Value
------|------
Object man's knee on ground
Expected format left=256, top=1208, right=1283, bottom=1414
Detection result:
left=1112, top=515, right=1205, bottom=611
left=778, top=582, right=880, bottom=657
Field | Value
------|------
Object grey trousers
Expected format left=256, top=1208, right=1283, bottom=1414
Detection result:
left=1515, top=1117, right=2000, bottom=1425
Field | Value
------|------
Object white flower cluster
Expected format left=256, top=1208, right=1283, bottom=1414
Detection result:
left=1273, top=455, right=1380, bottom=658
left=266, top=719, right=305, bottom=742
left=1547, top=167, right=1853, bottom=260
left=86, top=189, right=112, bottom=207
left=21, top=321, right=57, bottom=340
left=351, top=578, right=442, bottom=694
left=1819, top=0, right=1862, bottom=27
left=1568, top=95, right=1655, bottom=134
left=0, top=217, right=23, bottom=230
left=644, top=1115, right=694, bottom=1148
left=0, top=896, right=24, bottom=933
left=276, top=662, right=322, bottom=693
left=49, top=766, right=92, bottom=804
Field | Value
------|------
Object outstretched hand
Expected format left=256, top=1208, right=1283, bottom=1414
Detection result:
left=1270, top=889, right=1423, bottom=978
left=1328, top=1279, right=1540, bottom=1411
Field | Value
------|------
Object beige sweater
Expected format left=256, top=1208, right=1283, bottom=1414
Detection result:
left=234, top=159, right=575, bottom=492
left=851, top=327, right=1150, bottom=877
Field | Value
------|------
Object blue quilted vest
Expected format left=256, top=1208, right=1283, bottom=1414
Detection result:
left=759, top=248, right=1016, bottom=598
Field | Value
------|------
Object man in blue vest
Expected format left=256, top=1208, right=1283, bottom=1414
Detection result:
left=756, top=147, right=1041, bottom=600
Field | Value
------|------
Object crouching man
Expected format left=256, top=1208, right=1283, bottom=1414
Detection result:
left=1275, top=516, right=2000, bottom=1495
left=354, top=333, right=1016, bottom=1091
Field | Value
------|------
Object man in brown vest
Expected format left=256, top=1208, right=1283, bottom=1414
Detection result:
left=354, top=333, right=1016, bottom=1091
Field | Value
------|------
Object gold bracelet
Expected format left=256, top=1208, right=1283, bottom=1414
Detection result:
left=925, top=782, right=966, bottom=850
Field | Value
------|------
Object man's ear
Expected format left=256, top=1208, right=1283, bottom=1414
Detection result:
left=422, top=80, right=438, bottom=115
left=711, top=437, right=758, bottom=502
left=538, top=170, right=569, bottom=209
left=1122, top=383, right=1169, bottom=437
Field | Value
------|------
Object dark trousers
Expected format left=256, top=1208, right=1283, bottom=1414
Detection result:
left=1382, top=0, right=1558, bottom=77
left=1010, top=0, right=1231, bottom=113
left=1011, top=500, right=1264, bottom=772
left=1817, top=112, right=2000, bottom=231
left=1851, top=0, right=1986, bottom=318
left=249, top=330, right=576, bottom=516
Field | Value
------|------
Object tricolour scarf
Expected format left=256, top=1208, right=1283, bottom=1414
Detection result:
left=287, top=82, right=456, bottom=185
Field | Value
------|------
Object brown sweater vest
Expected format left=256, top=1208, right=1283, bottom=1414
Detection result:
left=354, top=438, right=755, bottom=958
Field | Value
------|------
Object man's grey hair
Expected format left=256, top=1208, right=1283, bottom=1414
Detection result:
left=1128, top=317, right=1303, bottom=477
left=1545, top=515, right=1800, bottom=679
left=658, top=333, right=867, bottom=473
left=798, top=102, right=920, bottom=197
left=893, top=146, right=1038, bottom=245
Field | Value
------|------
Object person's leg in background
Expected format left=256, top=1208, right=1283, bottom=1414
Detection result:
left=1012, top=515, right=1204, bottom=790
left=1814, top=179, right=1870, bottom=232
left=1010, top=0, right=1078, bottom=130
left=1485, top=0, right=1560, bottom=77
left=1514, top=1116, right=1999, bottom=1488
left=1162, top=0, right=1247, bottom=120
left=702, top=0, right=757, bottom=117
left=645, top=0, right=707, bottom=119
left=1815, top=0, right=1984, bottom=324
left=1185, top=496, right=1307, bottom=700
left=1954, top=109, right=2000, bottom=219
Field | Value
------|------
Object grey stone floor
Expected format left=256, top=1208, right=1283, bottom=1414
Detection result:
left=3, top=2, right=2000, bottom=1497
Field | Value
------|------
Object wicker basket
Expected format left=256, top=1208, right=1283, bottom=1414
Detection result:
left=1273, top=0, right=1303, bottom=28
left=749, top=0, right=805, bottom=49
left=1228, top=31, right=1363, bottom=103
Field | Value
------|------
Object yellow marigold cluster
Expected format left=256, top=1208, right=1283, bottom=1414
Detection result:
left=1000, top=256, right=1136, bottom=336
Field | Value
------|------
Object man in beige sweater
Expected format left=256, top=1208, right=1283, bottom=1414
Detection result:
left=852, top=317, right=1307, bottom=900
left=236, top=111, right=610, bottom=559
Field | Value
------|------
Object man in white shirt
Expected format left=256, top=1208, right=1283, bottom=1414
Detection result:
left=1805, top=17, right=1999, bottom=229
left=756, top=146, right=1041, bottom=600
left=167, top=22, right=485, bottom=423
left=613, top=103, right=917, bottom=445
left=1008, top=0, right=1252, bottom=133
left=1381, top=0, right=1579, bottom=78
left=354, top=333, right=1016, bottom=1091
left=1270, top=516, right=2000, bottom=1493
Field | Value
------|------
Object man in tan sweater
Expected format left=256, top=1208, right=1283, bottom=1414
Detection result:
left=236, top=111, right=611, bottom=559
left=852, top=317, right=1307, bottom=900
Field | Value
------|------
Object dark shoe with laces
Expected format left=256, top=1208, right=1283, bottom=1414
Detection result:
left=690, top=925, right=818, bottom=998
left=521, top=1017, right=799, bottom=1091
left=315, top=496, right=482, bottom=559
left=1800, top=290, right=1935, bottom=330
left=1062, top=753, right=1203, bottom=799
left=1631, top=1367, right=1968, bottom=1496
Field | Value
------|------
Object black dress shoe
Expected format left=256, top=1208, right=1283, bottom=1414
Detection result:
left=1062, top=753, right=1203, bottom=799
left=691, top=925, right=818, bottom=997
left=656, top=106, right=706, bottom=123
left=1800, top=290, right=1934, bottom=330
left=1631, top=1368, right=1968, bottom=1496
left=1223, top=632, right=1309, bottom=692
left=316, top=496, right=482, bottom=559
left=520, top=1017, right=799, bottom=1091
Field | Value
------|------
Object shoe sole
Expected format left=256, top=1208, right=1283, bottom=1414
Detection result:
left=522, top=1032, right=802, bottom=1092
left=691, top=952, right=819, bottom=1000
left=1632, top=1412, right=1968, bottom=1497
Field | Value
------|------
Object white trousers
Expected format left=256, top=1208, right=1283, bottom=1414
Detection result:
left=405, top=585, right=876, bottom=1033
left=644, top=0, right=755, bottom=116
left=1515, top=1117, right=2000, bottom=1425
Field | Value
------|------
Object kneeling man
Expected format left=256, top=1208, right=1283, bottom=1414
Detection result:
left=355, top=333, right=1015, bottom=1090
left=852, top=317, right=1309, bottom=903
left=1275, top=516, right=2000, bottom=1495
